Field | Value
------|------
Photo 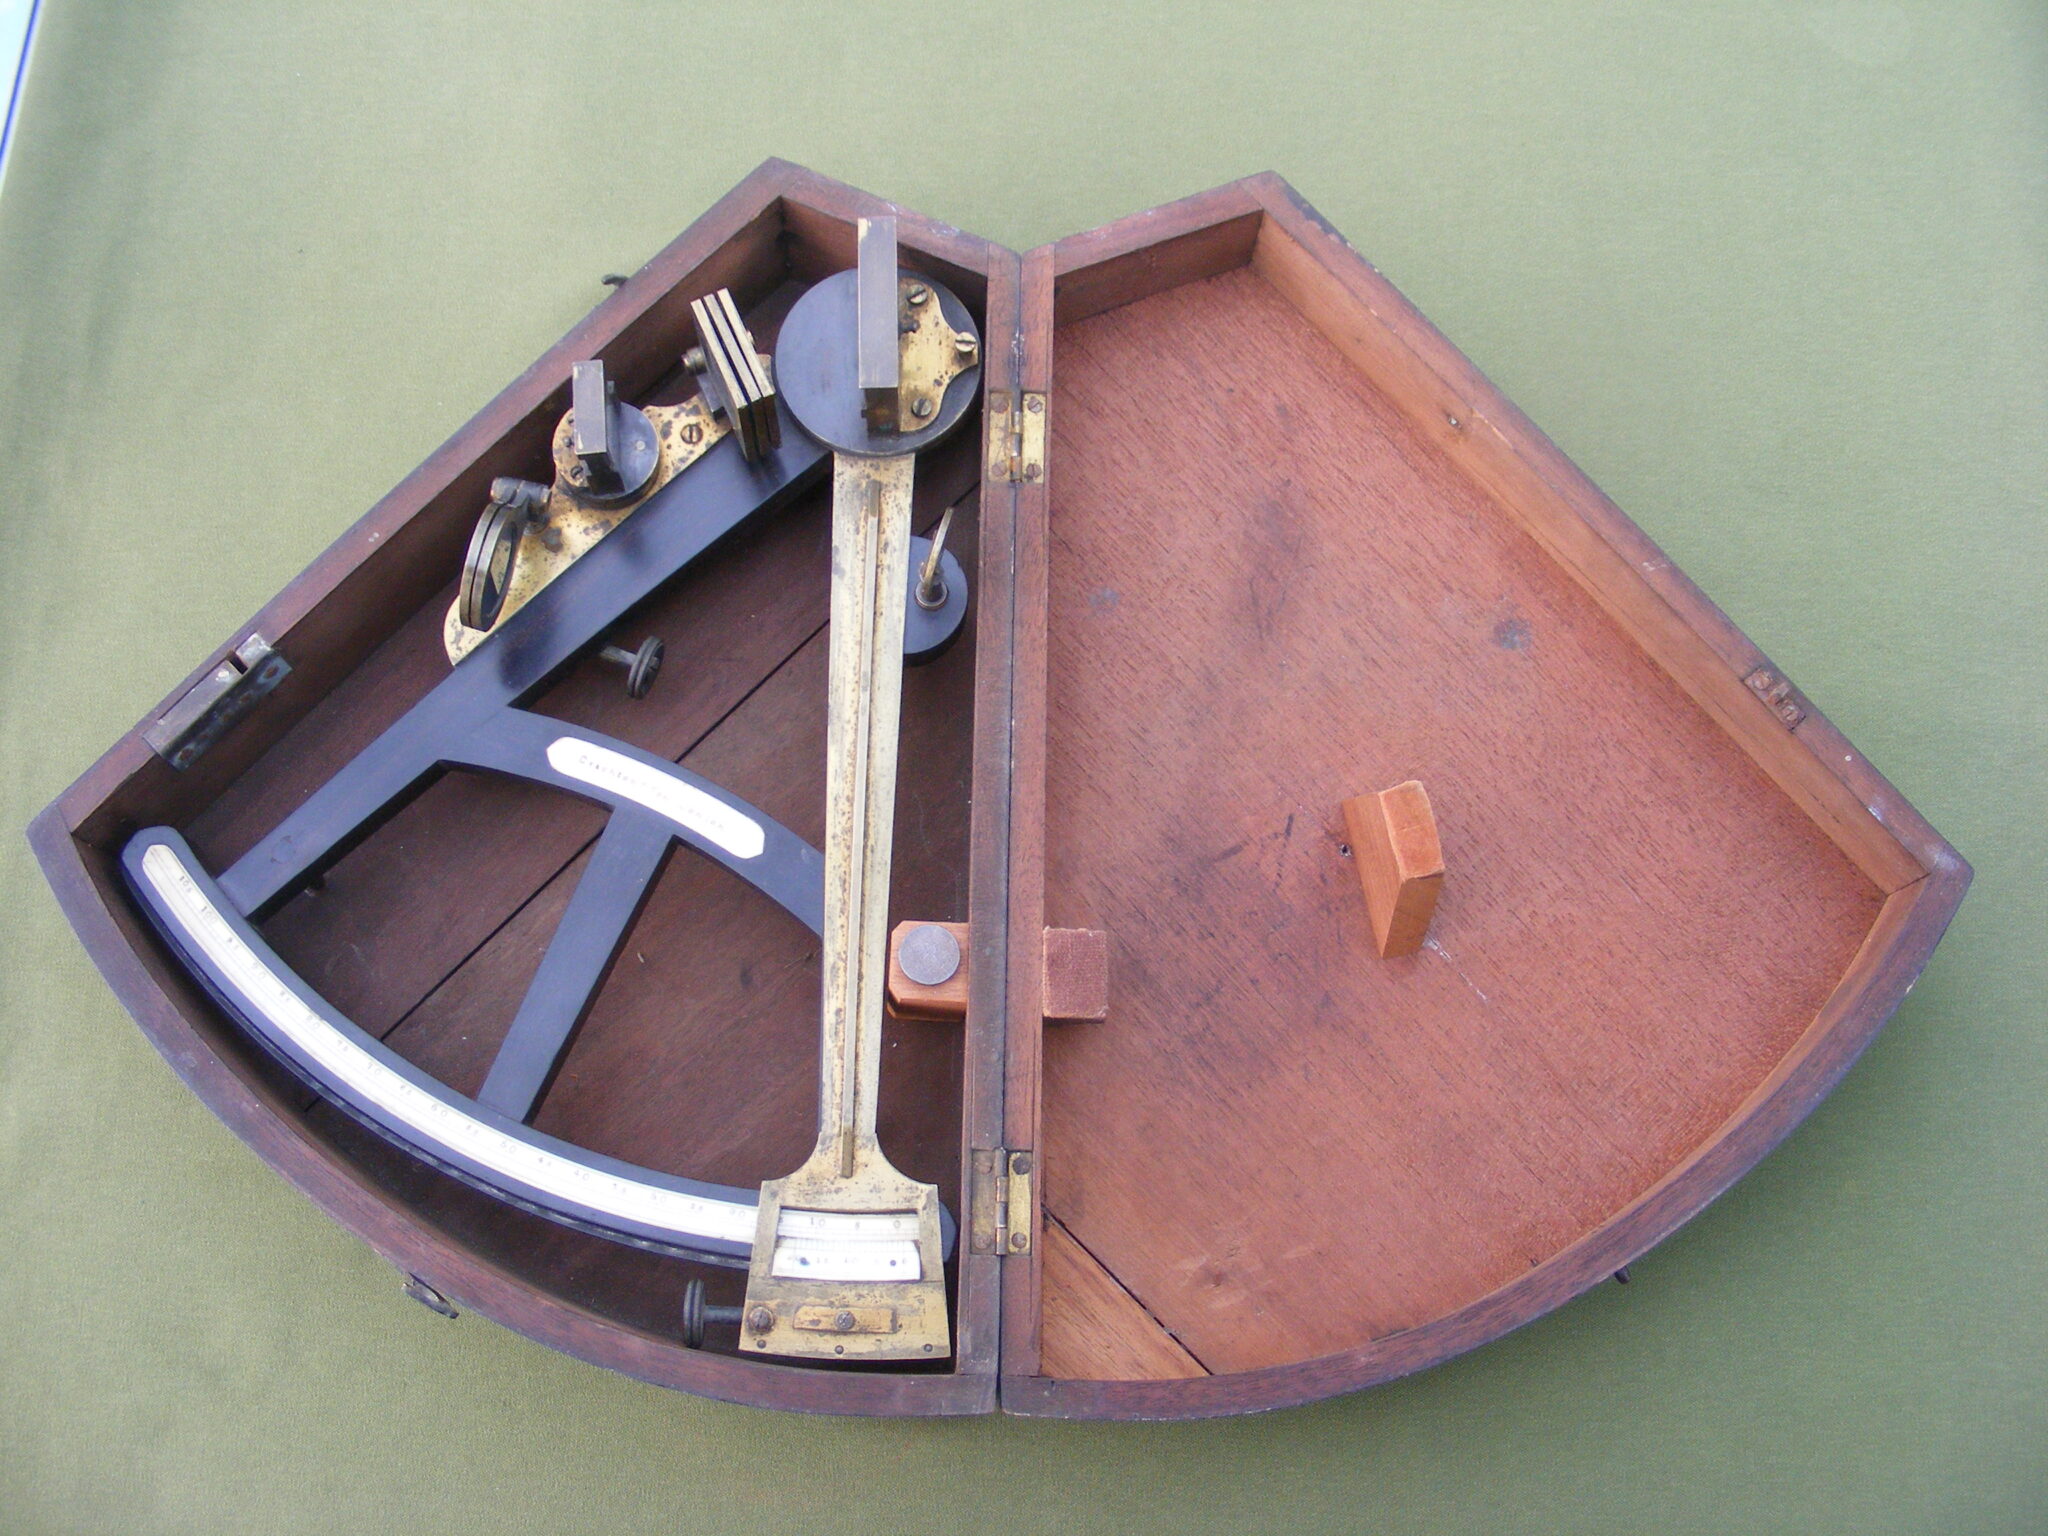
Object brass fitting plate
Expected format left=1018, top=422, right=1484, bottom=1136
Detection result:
left=442, top=393, right=732, bottom=663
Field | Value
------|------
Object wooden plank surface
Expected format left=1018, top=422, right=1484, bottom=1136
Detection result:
left=1037, top=1216, right=1206, bottom=1382
left=999, top=243, right=1059, bottom=1379
left=1247, top=186, right=1932, bottom=893
left=1033, top=265, right=1885, bottom=1375
left=184, top=426, right=978, bottom=1039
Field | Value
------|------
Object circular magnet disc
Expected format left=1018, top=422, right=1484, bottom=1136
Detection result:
left=899, top=923, right=962, bottom=987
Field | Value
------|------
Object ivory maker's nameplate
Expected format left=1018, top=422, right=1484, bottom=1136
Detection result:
left=547, top=737, right=766, bottom=859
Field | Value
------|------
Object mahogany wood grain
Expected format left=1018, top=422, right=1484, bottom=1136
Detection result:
left=382, top=619, right=972, bottom=1187
left=1004, top=855, right=1964, bottom=1421
left=998, top=243, right=1058, bottom=1380
left=1037, top=1216, right=1207, bottom=1382
left=1001, top=176, right=1966, bottom=1419
left=63, top=171, right=793, bottom=850
left=1040, top=267, right=1882, bottom=1372
left=1245, top=182, right=1929, bottom=893
left=886, top=922, right=1107, bottom=1025
left=31, top=167, right=1971, bottom=1420
left=953, top=245, right=1024, bottom=1381
left=1048, top=183, right=1263, bottom=326
left=30, top=806, right=989, bottom=1416
left=1040, top=927, right=1110, bottom=1025
left=178, top=279, right=818, bottom=869
left=188, top=441, right=976, bottom=1041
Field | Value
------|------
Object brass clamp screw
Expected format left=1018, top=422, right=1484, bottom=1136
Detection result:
left=680, top=1279, right=750, bottom=1348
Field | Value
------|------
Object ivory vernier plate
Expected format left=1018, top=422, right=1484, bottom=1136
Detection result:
left=29, top=162, right=1967, bottom=1419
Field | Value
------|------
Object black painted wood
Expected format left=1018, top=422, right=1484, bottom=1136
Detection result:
left=443, top=707, right=827, bottom=934
left=218, top=413, right=831, bottom=921
left=477, top=810, right=676, bottom=1124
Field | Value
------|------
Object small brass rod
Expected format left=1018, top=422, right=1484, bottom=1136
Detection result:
left=916, top=503, right=954, bottom=606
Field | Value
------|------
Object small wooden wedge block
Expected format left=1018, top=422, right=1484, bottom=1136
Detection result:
left=1341, top=780, right=1444, bottom=958
left=886, top=921, right=1109, bottom=1023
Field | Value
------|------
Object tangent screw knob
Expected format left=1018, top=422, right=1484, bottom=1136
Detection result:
left=595, top=636, right=664, bottom=699
left=680, top=1278, right=750, bottom=1348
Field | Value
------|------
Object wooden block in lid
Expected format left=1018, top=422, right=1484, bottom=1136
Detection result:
left=1340, top=780, right=1444, bottom=958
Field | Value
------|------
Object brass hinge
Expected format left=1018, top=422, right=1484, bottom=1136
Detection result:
left=985, top=391, right=1046, bottom=484
left=1744, top=664, right=1808, bottom=730
left=969, top=1148, right=1034, bottom=1256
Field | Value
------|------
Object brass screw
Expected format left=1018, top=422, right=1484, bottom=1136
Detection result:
left=954, top=335, right=977, bottom=357
left=907, top=283, right=930, bottom=305
left=1008, top=1232, right=1027, bottom=1252
left=745, top=1304, right=774, bottom=1333
left=911, top=396, right=936, bottom=420
left=680, top=420, right=703, bottom=445
left=834, top=1310, right=857, bottom=1333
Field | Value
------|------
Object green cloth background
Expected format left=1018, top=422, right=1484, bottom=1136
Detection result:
left=2, top=2, right=2041, bottom=1530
